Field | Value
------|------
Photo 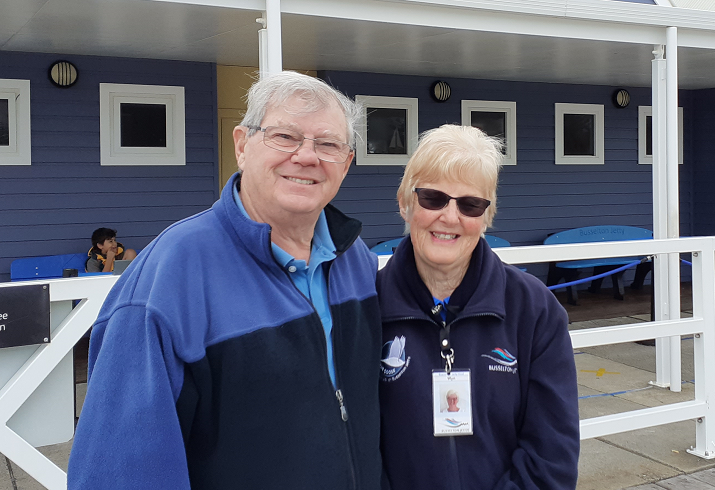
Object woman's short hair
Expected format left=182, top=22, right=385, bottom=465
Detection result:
left=397, top=124, right=503, bottom=229
left=240, top=71, right=361, bottom=148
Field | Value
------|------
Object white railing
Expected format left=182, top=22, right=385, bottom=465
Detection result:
left=383, top=237, right=715, bottom=457
left=2, top=236, right=715, bottom=489
left=0, top=276, right=118, bottom=490
left=495, top=237, right=715, bottom=457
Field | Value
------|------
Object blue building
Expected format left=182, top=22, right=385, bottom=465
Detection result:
left=1, top=0, right=715, bottom=281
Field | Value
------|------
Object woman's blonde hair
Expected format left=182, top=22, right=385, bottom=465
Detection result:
left=397, top=124, right=503, bottom=229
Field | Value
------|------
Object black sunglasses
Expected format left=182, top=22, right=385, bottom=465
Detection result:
left=414, top=188, right=491, bottom=218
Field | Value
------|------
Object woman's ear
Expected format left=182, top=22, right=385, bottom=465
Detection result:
left=398, top=197, right=409, bottom=221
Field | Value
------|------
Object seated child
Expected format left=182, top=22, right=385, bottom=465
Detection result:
left=85, top=227, right=137, bottom=273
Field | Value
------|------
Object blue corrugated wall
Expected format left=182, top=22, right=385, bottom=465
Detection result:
left=321, top=71, right=694, bottom=251
left=0, top=51, right=219, bottom=282
left=692, top=88, right=715, bottom=237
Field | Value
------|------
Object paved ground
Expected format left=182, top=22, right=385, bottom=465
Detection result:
left=2, top=286, right=712, bottom=489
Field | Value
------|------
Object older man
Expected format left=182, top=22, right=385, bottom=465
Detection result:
left=68, top=72, right=382, bottom=489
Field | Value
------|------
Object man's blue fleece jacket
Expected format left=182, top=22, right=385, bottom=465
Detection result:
left=68, top=173, right=383, bottom=489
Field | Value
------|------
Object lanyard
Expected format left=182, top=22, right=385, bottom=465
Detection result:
left=431, top=302, right=455, bottom=374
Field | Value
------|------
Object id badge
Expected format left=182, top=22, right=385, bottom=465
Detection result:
left=432, top=369, right=473, bottom=436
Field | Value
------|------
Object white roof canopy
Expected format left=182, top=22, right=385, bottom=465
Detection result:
left=3, top=0, right=715, bottom=88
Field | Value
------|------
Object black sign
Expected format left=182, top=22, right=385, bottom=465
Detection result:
left=0, top=283, right=51, bottom=349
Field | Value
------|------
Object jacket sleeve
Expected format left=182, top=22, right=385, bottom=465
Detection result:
left=493, top=292, right=580, bottom=490
left=67, top=304, right=191, bottom=490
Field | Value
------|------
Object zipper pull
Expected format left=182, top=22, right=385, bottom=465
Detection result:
left=336, top=389, right=349, bottom=422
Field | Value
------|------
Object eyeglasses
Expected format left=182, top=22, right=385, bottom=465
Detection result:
left=414, top=188, right=491, bottom=218
left=247, top=126, right=353, bottom=164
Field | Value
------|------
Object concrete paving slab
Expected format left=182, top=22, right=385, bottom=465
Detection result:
left=579, top=342, right=656, bottom=374
left=0, top=439, right=72, bottom=490
left=76, top=382, right=86, bottom=418
left=579, top=338, right=695, bottom=382
left=576, top=352, right=657, bottom=393
left=570, top=317, right=644, bottom=332
left=601, top=420, right=715, bottom=474
left=692, top=468, right=715, bottom=485
left=578, top=385, right=652, bottom=419
left=625, top=485, right=668, bottom=489
left=577, top=438, right=680, bottom=490
left=618, top=381, right=695, bottom=408
left=651, top=473, right=715, bottom=489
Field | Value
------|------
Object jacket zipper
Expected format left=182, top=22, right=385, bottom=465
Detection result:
left=269, top=231, right=358, bottom=489
left=327, top=261, right=358, bottom=490
left=385, top=311, right=499, bottom=489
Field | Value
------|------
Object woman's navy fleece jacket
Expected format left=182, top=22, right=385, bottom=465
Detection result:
left=378, top=237, right=579, bottom=490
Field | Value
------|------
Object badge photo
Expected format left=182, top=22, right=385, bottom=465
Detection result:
left=432, top=370, right=473, bottom=436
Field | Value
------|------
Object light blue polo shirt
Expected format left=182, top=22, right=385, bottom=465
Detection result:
left=233, top=185, right=338, bottom=386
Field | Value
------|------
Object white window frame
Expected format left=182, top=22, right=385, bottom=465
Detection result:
left=100, top=83, right=185, bottom=166
left=461, top=100, right=517, bottom=166
left=638, top=106, right=683, bottom=165
left=555, top=103, right=604, bottom=165
left=0, top=79, right=31, bottom=166
left=355, top=95, right=418, bottom=166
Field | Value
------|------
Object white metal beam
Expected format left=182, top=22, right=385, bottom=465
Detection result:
left=265, top=0, right=283, bottom=74
left=666, top=27, right=682, bottom=392
left=652, top=44, right=671, bottom=387
left=580, top=400, right=706, bottom=440
left=0, top=277, right=118, bottom=490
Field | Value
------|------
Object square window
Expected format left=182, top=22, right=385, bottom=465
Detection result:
left=555, top=103, right=604, bottom=165
left=120, top=103, right=167, bottom=147
left=0, top=79, right=31, bottom=166
left=0, top=99, right=9, bottom=146
left=356, top=95, right=418, bottom=166
left=100, top=83, right=185, bottom=166
left=366, top=108, right=408, bottom=155
left=638, top=106, right=683, bottom=165
left=461, top=100, right=517, bottom=165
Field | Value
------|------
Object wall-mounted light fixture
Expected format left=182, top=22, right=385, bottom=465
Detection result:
left=48, top=61, right=78, bottom=88
left=431, top=80, right=451, bottom=102
left=612, top=88, right=630, bottom=108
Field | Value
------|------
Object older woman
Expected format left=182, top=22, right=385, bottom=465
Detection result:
left=378, top=125, right=579, bottom=490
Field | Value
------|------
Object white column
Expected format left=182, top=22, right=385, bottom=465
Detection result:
left=256, top=14, right=268, bottom=79
left=666, top=27, right=682, bottom=392
left=652, top=44, right=671, bottom=387
left=265, top=0, right=283, bottom=75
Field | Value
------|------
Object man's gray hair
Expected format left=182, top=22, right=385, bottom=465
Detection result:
left=240, top=71, right=361, bottom=148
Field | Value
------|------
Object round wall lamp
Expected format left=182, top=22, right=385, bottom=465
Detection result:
left=431, top=80, right=451, bottom=102
left=612, top=88, right=630, bottom=108
left=48, top=60, right=78, bottom=88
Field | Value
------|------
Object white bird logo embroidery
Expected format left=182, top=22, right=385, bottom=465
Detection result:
left=383, top=336, right=406, bottom=368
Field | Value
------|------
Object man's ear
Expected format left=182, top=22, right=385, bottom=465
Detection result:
left=233, top=126, right=248, bottom=171
left=340, top=151, right=355, bottom=179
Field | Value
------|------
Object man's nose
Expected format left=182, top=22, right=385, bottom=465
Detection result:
left=292, top=139, right=320, bottom=166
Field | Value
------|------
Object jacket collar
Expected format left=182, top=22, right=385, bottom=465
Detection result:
left=215, top=172, right=362, bottom=266
left=378, top=235, right=507, bottom=324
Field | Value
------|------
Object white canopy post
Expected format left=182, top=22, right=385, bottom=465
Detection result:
left=652, top=43, right=671, bottom=388
left=257, top=14, right=268, bottom=79
left=666, top=26, right=682, bottom=392
left=265, top=0, right=283, bottom=76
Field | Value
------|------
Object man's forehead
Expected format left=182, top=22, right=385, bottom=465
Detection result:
left=263, top=97, right=347, bottom=132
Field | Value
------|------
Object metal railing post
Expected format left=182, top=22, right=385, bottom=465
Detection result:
left=688, top=240, right=715, bottom=458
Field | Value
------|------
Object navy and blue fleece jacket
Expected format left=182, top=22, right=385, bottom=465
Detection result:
left=68, top=173, right=382, bottom=490
left=378, top=237, right=579, bottom=490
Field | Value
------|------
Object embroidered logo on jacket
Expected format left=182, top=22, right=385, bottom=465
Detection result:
left=481, top=347, right=518, bottom=374
left=380, top=335, right=410, bottom=382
